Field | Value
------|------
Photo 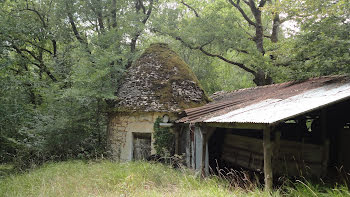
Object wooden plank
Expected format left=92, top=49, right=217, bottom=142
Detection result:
left=224, top=134, right=264, bottom=154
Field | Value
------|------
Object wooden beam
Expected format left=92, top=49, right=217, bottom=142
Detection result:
left=263, top=127, right=273, bottom=191
left=206, top=122, right=267, bottom=130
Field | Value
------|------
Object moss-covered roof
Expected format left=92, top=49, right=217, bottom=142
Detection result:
left=115, top=43, right=209, bottom=112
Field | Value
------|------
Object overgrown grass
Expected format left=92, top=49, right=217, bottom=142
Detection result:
left=0, top=161, right=349, bottom=197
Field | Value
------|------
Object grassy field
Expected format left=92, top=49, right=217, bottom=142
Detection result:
left=0, top=160, right=349, bottom=197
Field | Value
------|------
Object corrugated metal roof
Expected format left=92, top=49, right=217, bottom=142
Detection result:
left=178, top=76, right=350, bottom=124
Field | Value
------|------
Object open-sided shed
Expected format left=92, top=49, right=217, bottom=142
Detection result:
left=177, top=76, right=350, bottom=190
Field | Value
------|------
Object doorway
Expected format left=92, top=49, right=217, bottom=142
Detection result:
left=133, top=133, right=152, bottom=160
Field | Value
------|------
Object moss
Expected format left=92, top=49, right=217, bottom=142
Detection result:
left=135, top=43, right=210, bottom=109
left=140, top=43, right=201, bottom=84
left=114, top=43, right=209, bottom=112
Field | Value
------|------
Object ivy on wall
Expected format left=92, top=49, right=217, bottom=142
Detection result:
left=153, top=117, right=174, bottom=156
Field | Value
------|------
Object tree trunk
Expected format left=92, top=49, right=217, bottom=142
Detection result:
left=111, top=0, right=117, bottom=28
left=253, top=69, right=272, bottom=86
left=271, top=14, right=280, bottom=43
left=254, top=13, right=265, bottom=54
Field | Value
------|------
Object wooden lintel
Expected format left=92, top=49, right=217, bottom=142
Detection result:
left=205, top=122, right=267, bottom=130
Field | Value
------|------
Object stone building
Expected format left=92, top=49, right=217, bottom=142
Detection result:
left=107, top=43, right=209, bottom=161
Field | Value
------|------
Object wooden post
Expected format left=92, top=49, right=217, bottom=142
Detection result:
left=321, top=108, right=329, bottom=176
left=263, top=126, right=273, bottom=191
left=175, top=131, right=179, bottom=155
left=321, top=109, right=327, bottom=141
left=201, top=128, right=207, bottom=178
left=186, top=127, right=191, bottom=168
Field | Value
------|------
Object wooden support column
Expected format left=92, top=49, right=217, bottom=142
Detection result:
left=263, top=126, right=273, bottom=191
left=175, top=131, right=179, bottom=155
left=320, top=108, right=329, bottom=175
left=201, top=128, right=207, bottom=178
left=321, top=109, right=327, bottom=141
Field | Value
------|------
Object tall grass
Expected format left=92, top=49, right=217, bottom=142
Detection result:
left=0, top=161, right=349, bottom=197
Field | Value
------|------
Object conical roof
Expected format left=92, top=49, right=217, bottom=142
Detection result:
left=115, top=43, right=209, bottom=112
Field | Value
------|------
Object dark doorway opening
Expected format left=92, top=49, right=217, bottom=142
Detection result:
left=133, top=133, right=151, bottom=160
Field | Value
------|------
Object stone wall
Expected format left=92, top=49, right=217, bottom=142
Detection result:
left=107, top=112, right=177, bottom=161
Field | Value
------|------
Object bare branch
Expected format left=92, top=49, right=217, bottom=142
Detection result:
left=181, top=0, right=200, bottom=18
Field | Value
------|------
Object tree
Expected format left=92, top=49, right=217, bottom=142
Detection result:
left=154, top=0, right=349, bottom=86
left=154, top=0, right=292, bottom=86
left=0, top=0, right=157, bottom=166
left=275, top=0, right=350, bottom=79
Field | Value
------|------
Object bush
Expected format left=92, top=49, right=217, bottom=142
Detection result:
left=153, top=117, right=175, bottom=156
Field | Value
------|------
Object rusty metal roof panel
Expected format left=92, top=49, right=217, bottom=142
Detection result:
left=178, top=76, right=350, bottom=124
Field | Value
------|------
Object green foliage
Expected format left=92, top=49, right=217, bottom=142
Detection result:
left=0, top=0, right=160, bottom=168
left=153, top=117, right=174, bottom=156
left=285, top=16, right=350, bottom=80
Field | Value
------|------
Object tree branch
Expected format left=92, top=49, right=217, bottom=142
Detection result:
left=10, top=44, right=57, bottom=82
left=173, top=35, right=256, bottom=75
left=271, top=13, right=280, bottom=43
left=20, top=7, right=47, bottom=28
left=127, top=0, right=154, bottom=68
left=228, top=0, right=256, bottom=27
left=111, top=0, right=117, bottom=28
left=181, top=0, right=200, bottom=17
left=25, top=40, right=53, bottom=55
left=199, top=46, right=256, bottom=74
left=52, top=40, right=57, bottom=57
left=66, top=2, right=89, bottom=48
left=138, top=0, right=146, bottom=14
left=96, top=0, right=105, bottom=32
left=142, top=0, right=153, bottom=24
left=258, top=0, right=267, bottom=8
